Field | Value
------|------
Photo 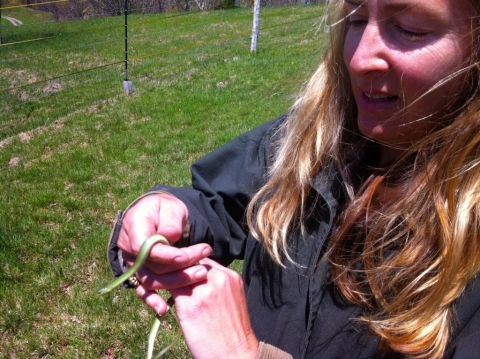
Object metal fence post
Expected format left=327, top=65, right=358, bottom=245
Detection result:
left=123, top=0, right=134, bottom=94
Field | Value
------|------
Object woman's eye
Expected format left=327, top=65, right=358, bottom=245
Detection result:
left=347, top=17, right=367, bottom=28
left=396, top=26, right=428, bottom=42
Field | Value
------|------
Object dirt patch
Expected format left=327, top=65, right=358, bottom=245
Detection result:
left=0, top=68, right=12, bottom=78
left=0, top=97, right=119, bottom=151
left=12, top=70, right=38, bottom=87
left=44, top=82, right=63, bottom=93
left=8, top=157, right=20, bottom=167
left=18, top=132, right=32, bottom=143
left=0, top=137, right=14, bottom=148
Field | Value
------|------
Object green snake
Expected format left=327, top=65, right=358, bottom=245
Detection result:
left=98, top=234, right=182, bottom=359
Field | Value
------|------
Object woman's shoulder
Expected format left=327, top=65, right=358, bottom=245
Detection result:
left=236, top=113, right=287, bottom=144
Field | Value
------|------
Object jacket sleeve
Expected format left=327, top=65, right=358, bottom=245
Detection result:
left=444, top=274, right=480, bottom=359
left=149, top=115, right=285, bottom=266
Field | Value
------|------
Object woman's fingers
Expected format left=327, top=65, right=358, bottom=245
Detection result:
left=133, top=258, right=259, bottom=358
left=156, top=193, right=189, bottom=240
left=135, top=285, right=169, bottom=315
left=146, top=242, right=212, bottom=268
left=134, top=264, right=208, bottom=290
left=117, top=192, right=214, bottom=271
left=118, top=193, right=189, bottom=255
left=122, top=243, right=212, bottom=274
left=169, top=258, right=259, bottom=359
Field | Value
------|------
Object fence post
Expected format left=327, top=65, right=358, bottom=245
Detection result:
left=250, top=0, right=260, bottom=53
left=123, top=0, right=134, bottom=94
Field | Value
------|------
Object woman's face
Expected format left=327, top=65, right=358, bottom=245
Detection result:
left=343, top=0, right=473, bottom=162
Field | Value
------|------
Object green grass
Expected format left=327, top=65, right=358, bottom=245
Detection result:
left=0, top=5, right=329, bottom=358
left=1, top=6, right=54, bottom=24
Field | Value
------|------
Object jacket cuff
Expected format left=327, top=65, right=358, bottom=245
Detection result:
left=255, top=342, right=293, bottom=359
left=106, top=190, right=189, bottom=288
left=106, top=209, right=134, bottom=288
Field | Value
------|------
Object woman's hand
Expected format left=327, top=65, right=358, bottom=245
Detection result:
left=117, top=193, right=213, bottom=314
left=170, top=258, right=259, bottom=359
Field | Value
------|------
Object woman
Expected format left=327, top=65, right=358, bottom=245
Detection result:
left=108, top=0, right=480, bottom=358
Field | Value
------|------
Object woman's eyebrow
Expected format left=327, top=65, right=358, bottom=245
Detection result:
left=344, top=0, right=446, bottom=20
left=380, top=1, right=413, bottom=13
left=380, top=0, right=447, bottom=20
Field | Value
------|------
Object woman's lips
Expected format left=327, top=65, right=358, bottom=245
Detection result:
left=365, top=93, right=396, bottom=100
left=357, top=91, right=399, bottom=112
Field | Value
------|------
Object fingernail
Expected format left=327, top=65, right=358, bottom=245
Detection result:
left=194, top=266, right=207, bottom=280
left=172, top=256, right=184, bottom=263
left=202, top=247, right=212, bottom=257
left=155, top=305, right=167, bottom=316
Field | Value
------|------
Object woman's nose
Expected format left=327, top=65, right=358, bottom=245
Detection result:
left=347, top=22, right=391, bottom=77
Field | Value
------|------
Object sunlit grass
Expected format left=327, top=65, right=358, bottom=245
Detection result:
left=0, top=4, right=328, bottom=358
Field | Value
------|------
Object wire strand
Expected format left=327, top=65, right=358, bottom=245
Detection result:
left=0, top=60, right=124, bottom=94
left=1, top=5, right=323, bottom=96
left=0, top=0, right=68, bottom=10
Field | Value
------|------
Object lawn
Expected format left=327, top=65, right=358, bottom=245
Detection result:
left=0, top=4, right=329, bottom=358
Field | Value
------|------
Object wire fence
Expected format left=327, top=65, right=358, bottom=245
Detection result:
left=0, top=0, right=326, bottom=23
left=0, top=1, right=328, bottom=142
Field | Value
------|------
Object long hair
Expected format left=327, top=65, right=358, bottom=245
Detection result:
left=246, top=0, right=480, bottom=358
left=246, top=0, right=356, bottom=263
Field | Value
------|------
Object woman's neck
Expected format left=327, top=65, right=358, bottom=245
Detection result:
left=377, top=146, right=409, bottom=167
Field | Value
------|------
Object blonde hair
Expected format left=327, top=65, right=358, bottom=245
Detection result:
left=247, top=0, right=355, bottom=263
left=247, top=0, right=480, bottom=358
